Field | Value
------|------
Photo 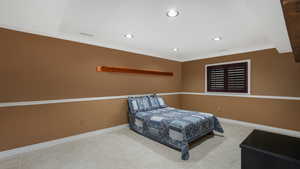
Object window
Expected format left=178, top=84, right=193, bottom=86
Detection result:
left=206, top=60, right=250, bottom=93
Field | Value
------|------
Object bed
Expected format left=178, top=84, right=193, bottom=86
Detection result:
left=128, top=94, right=224, bottom=160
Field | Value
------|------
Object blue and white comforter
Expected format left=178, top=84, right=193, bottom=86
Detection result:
left=128, top=95, right=224, bottom=160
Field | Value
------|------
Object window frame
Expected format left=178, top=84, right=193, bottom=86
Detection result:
left=205, top=59, right=251, bottom=95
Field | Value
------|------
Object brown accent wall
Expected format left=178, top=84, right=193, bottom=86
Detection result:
left=182, top=49, right=300, bottom=97
left=1, top=28, right=300, bottom=152
left=0, top=28, right=181, bottom=151
left=0, top=28, right=181, bottom=102
left=181, top=49, right=300, bottom=131
left=0, top=95, right=179, bottom=151
left=181, top=95, right=300, bottom=131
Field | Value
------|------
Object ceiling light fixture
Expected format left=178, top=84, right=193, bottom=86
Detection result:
left=167, top=9, right=179, bottom=17
left=124, top=34, right=133, bottom=39
left=213, top=37, right=222, bottom=41
left=173, top=48, right=179, bottom=52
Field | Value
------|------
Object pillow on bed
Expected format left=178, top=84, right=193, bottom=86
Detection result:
left=128, top=97, right=140, bottom=113
left=157, top=96, right=168, bottom=108
left=136, top=96, right=151, bottom=112
left=148, top=94, right=160, bottom=110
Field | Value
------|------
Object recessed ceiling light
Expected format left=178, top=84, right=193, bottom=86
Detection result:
left=124, top=34, right=133, bottom=39
left=167, top=9, right=179, bottom=17
left=173, top=48, right=179, bottom=52
left=213, top=37, right=222, bottom=41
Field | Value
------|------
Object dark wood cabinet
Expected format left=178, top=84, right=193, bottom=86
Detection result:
left=240, top=130, right=300, bottom=169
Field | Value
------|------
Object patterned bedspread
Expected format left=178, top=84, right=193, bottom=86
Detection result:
left=128, top=95, right=224, bottom=160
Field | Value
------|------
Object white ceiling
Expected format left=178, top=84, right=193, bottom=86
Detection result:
left=0, top=0, right=292, bottom=62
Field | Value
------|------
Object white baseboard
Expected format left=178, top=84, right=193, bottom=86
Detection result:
left=219, top=117, right=300, bottom=138
left=0, top=124, right=128, bottom=159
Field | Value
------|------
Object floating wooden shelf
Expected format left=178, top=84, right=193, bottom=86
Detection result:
left=96, top=66, right=173, bottom=76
